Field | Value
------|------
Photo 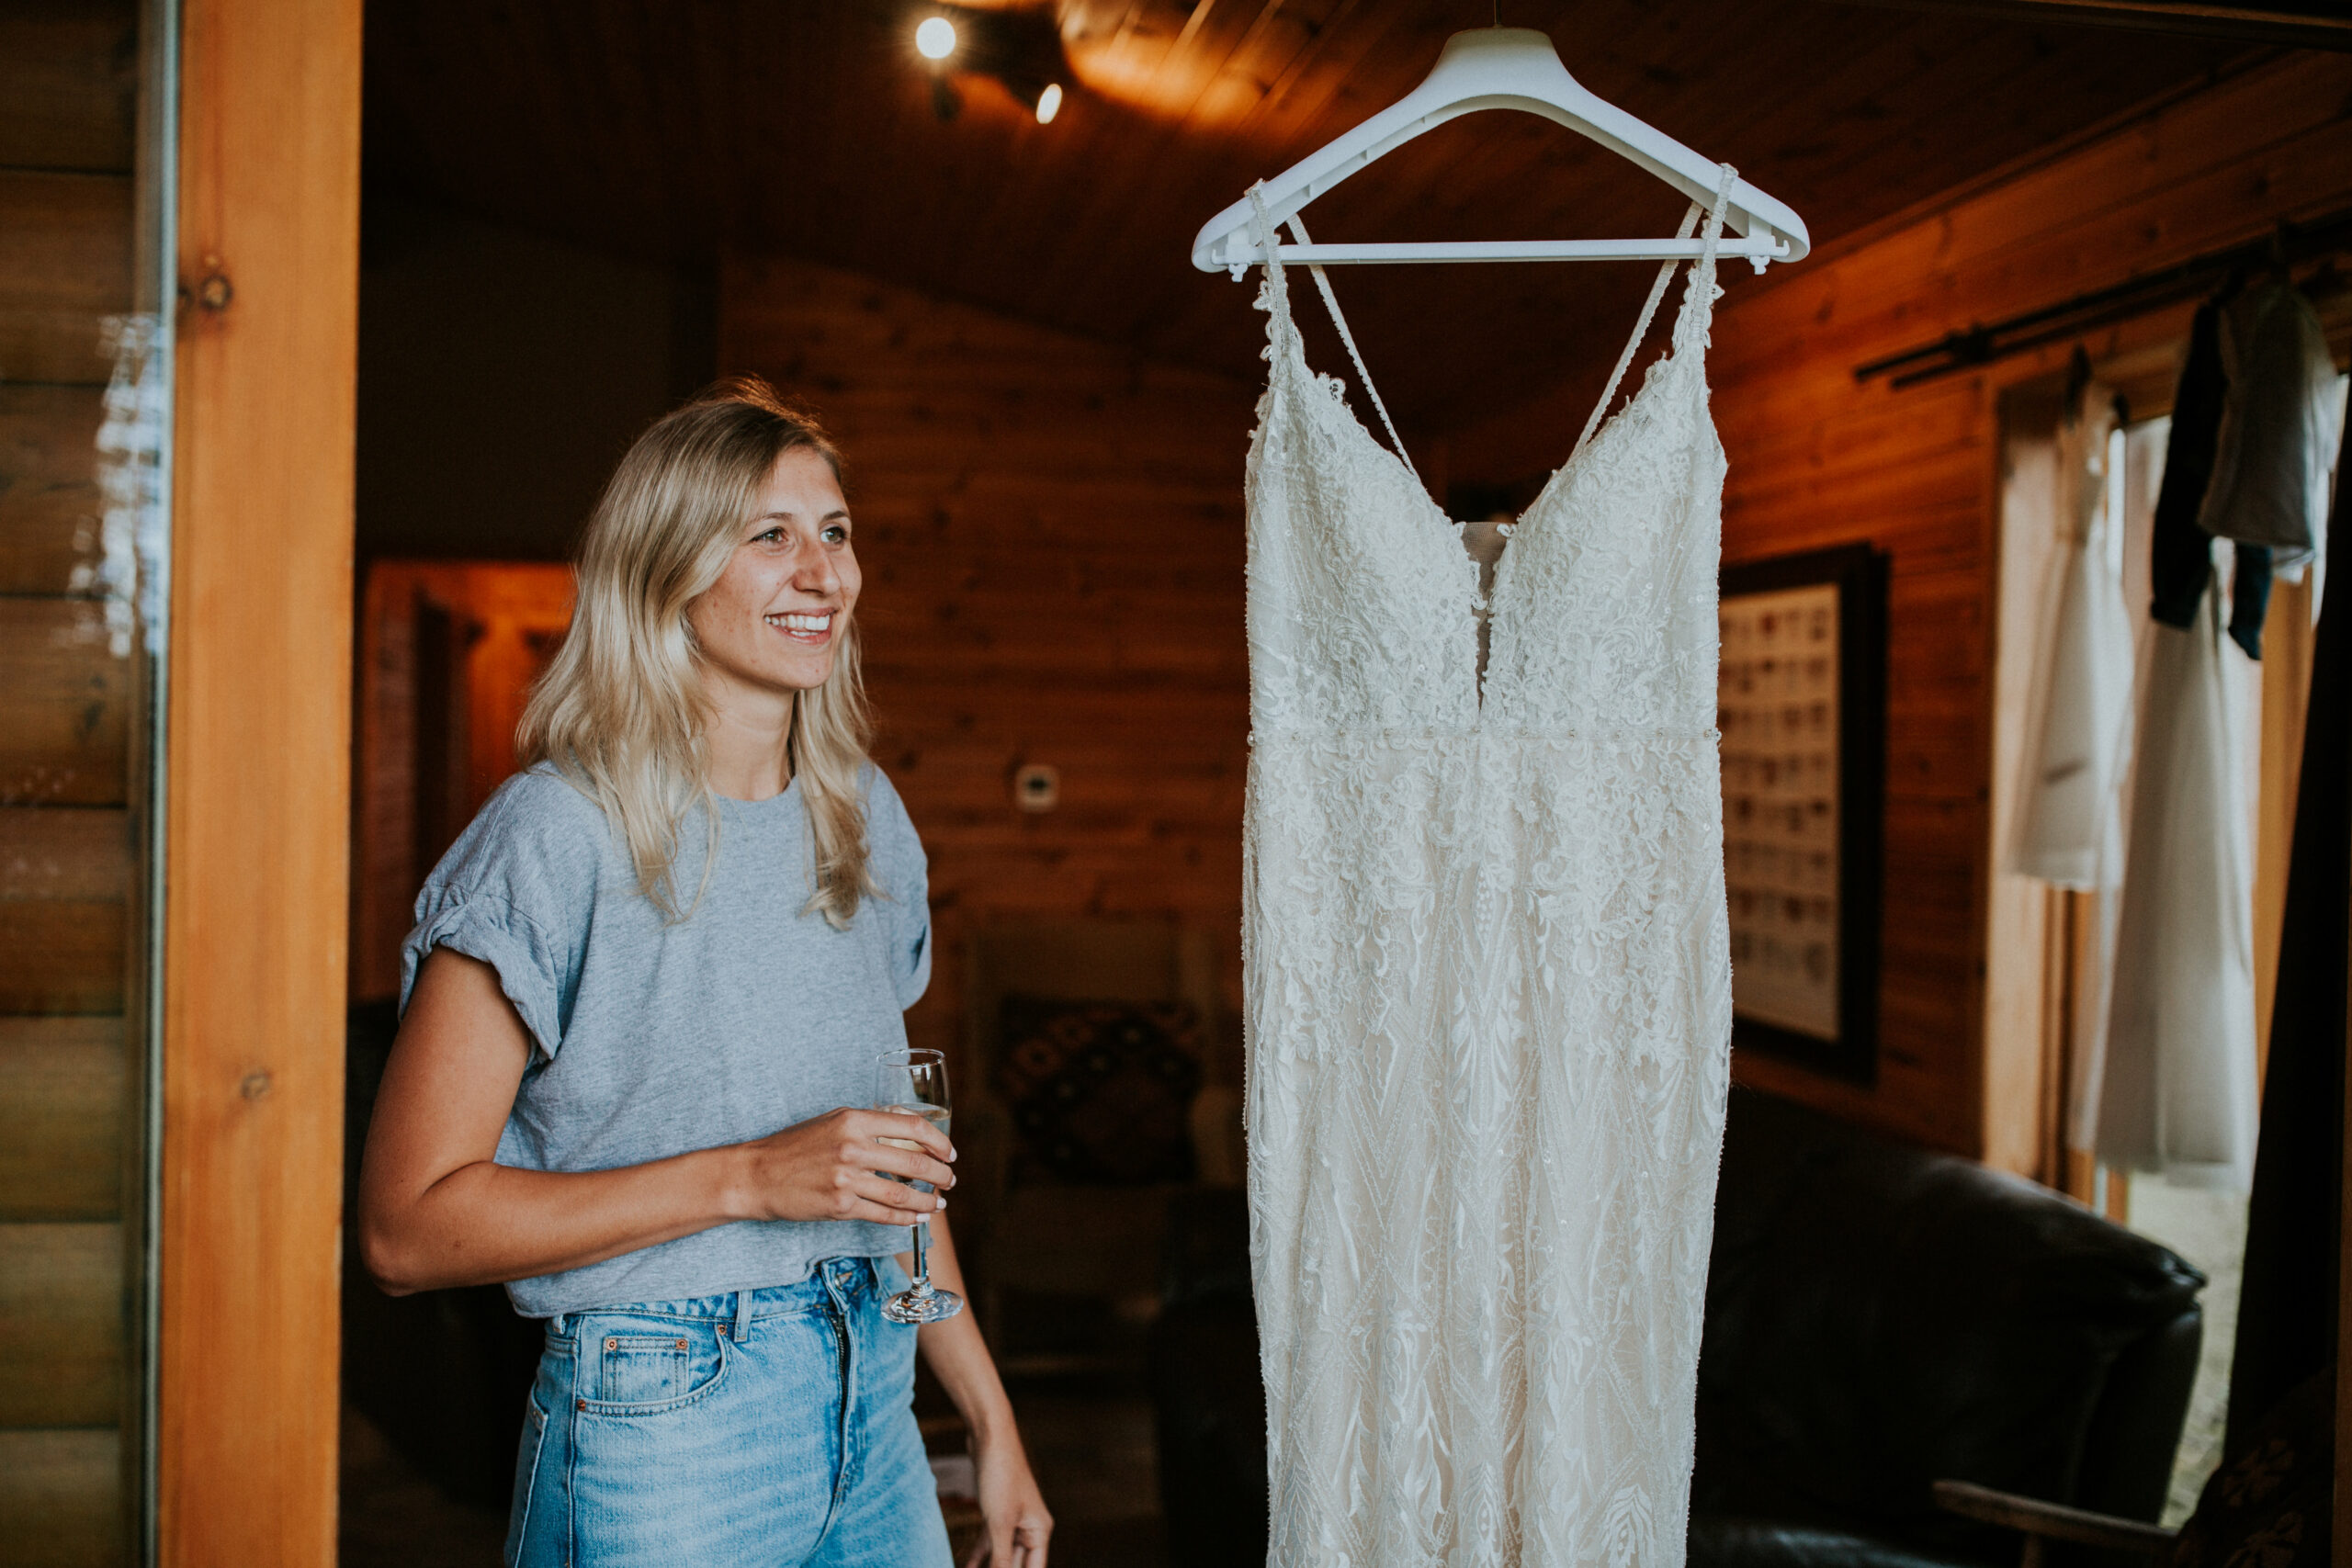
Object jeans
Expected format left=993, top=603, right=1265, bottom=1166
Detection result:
left=505, top=1257, right=952, bottom=1568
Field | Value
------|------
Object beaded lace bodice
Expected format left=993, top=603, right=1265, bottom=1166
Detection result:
left=1241, top=173, right=1738, bottom=1568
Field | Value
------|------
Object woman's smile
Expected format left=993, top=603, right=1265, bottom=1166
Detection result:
left=765, top=608, right=838, bottom=645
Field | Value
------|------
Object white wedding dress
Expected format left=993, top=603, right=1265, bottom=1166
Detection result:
left=1241, top=172, right=1739, bottom=1568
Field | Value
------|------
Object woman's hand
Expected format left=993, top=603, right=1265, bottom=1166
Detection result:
left=728, top=1107, right=956, bottom=1226
left=901, top=1216, right=1053, bottom=1566
left=969, top=1430, right=1053, bottom=1568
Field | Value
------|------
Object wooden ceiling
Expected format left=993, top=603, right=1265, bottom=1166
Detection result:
left=363, top=0, right=2244, bottom=443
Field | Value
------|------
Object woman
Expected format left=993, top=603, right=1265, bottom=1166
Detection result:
left=358, top=379, right=1052, bottom=1568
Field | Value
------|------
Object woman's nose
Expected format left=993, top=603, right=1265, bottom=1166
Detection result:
left=794, top=555, right=840, bottom=596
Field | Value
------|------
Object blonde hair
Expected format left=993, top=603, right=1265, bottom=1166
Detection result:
left=518, top=378, right=879, bottom=927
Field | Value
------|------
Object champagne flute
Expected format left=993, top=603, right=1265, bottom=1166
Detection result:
left=873, top=1048, right=965, bottom=1325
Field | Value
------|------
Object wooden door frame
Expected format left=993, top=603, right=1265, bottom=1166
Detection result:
left=161, top=0, right=361, bottom=1562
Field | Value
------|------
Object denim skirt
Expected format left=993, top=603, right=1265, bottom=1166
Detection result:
left=505, top=1257, right=953, bottom=1568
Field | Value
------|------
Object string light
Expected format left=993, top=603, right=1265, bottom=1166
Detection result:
left=914, top=16, right=956, bottom=60
left=1035, top=83, right=1062, bottom=124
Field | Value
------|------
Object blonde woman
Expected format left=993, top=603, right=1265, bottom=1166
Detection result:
left=358, top=380, right=1052, bottom=1568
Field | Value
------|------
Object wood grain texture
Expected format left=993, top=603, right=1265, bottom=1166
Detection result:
left=0, top=171, right=132, bottom=386
left=160, top=0, right=362, bottom=1563
left=0, top=904, right=125, bottom=1016
left=0, top=1018, right=126, bottom=1223
left=0, top=1223, right=124, bottom=1427
left=1448, top=51, right=2352, bottom=1161
left=0, top=1428, right=121, bottom=1568
left=722, top=250, right=1256, bottom=1070
left=1, top=10, right=144, bottom=1560
left=0, top=385, right=105, bottom=595
left=0, top=0, right=139, bottom=175
left=0, top=807, right=131, bottom=1015
left=0, top=598, right=130, bottom=807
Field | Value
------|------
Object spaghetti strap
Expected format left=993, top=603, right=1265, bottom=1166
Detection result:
left=1672, top=162, right=1739, bottom=349
left=1250, top=184, right=1421, bottom=486
left=1570, top=163, right=1739, bottom=465
left=1246, top=183, right=1295, bottom=338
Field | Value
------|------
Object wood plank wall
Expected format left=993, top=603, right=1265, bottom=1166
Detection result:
left=719, top=254, right=1260, bottom=1079
left=1450, top=49, right=2352, bottom=1166
left=0, top=2, right=143, bottom=1562
left=160, top=0, right=361, bottom=1563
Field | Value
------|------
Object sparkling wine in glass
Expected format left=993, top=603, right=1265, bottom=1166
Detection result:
left=874, top=1048, right=964, bottom=1325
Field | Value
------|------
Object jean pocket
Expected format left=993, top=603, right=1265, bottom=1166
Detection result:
left=584, top=1323, right=727, bottom=1412
left=503, top=1395, right=549, bottom=1568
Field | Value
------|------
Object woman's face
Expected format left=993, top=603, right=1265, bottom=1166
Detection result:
left=685, top=446, right=861, bottom=715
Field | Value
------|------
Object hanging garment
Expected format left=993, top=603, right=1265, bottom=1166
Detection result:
left=1241, top=171, right=1736, bottom=1568
left=2197, top=283, right=2340, bottom=574
left=2099, top=561, right=2260, bottom=1192
left=2153, top=299, right=2232, bottom=628
left=2154, top=294, right=2290, bottom=660
left=2011, top=383, right=2133, bottom=888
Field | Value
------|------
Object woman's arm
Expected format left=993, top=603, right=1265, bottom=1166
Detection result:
left=358, top=947, right=956, bottom=1295
left=903, top=1219, right=1054, bottom=1568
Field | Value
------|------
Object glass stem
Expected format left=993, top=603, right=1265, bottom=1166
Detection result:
left=910, top=1219, right=932, bottom=1296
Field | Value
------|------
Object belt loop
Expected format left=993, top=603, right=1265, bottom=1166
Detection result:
left=549, top=1312, right=569, bottom=1337
left=734, top=1288, right=754, bottom=1343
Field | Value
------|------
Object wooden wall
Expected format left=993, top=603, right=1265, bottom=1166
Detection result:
left=1450, top=49, right=2352, bottom=1166
left=162, top=0, right=362, bottom=1563
left=0, top=2, right=144, bottom=1562
left=719, top=253, right=1260, bottom=1077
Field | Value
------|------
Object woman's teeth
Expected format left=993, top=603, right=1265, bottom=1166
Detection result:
left=766, top=612, right=832, bottom=635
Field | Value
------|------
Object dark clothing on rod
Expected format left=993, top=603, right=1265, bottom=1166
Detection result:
left=2151, top=301, right=2228, bottom=631
left=2148, top=294, right=2276, bottom=659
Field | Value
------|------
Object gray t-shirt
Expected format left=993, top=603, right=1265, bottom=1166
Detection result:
left=397, top=761, right=931, bottom=1317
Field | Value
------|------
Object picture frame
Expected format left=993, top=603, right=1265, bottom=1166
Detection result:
left=1717, top=544, right=1887, bottom=1085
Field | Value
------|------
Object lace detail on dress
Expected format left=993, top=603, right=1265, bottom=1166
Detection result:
left=1242, top=167, right=1740, bottom=1568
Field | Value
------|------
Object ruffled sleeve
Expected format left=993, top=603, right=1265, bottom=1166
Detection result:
left=864, top=766, right=933, bottom=1010
left=397, top=767, right=602, bottom=1061
left=400, top=886, right=569, bottom=1059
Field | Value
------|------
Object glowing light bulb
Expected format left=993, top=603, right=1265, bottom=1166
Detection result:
left=1035, top=83, right=1063, bottom=124
left=914, top=16, right=956, bottom=60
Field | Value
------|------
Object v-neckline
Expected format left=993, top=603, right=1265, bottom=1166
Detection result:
left=1261, top=263, right=1720, bottom=721
left=1250, top=162, right=1735, bottom=569
left=1269, top=302, right=1690, bottom=559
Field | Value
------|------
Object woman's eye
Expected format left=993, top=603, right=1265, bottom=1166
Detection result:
left=753, top=526, right=786, bottom=545
left=822, top=525, right=849, bottom=545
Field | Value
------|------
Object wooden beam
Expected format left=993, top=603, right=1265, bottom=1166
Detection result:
left=1823, top=0, right=2352, bottom=51
left=159, top=0, right=360, bottom=1563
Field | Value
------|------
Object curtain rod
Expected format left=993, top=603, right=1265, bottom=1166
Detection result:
left=1853, top=206, right=2352, bottom=389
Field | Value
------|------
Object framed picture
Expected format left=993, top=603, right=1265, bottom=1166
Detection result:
left=1718, top=544, right=1887, bottom=1085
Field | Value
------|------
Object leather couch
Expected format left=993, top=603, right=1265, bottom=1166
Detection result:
left=1151, top=1086, right=2206, bottom=1566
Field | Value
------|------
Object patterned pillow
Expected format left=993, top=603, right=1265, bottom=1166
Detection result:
left=994, top=994, right=1204, bottom=1186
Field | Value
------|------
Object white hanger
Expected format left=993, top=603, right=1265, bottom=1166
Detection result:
left=1191, top=28, right=1809, bottom=276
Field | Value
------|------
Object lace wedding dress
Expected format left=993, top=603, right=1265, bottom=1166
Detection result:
left=1241, top=171, right=1739, bottom=1567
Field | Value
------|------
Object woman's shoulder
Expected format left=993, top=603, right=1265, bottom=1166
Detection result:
left=857, top=760, right=920, bottom=838
left=492, top=761, right=610, bottom=821
left=857, top=758, right=908, bottom=813
left=425, top=763, right=616, bottom=908
left=856, top=760, right=926, bottom=882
